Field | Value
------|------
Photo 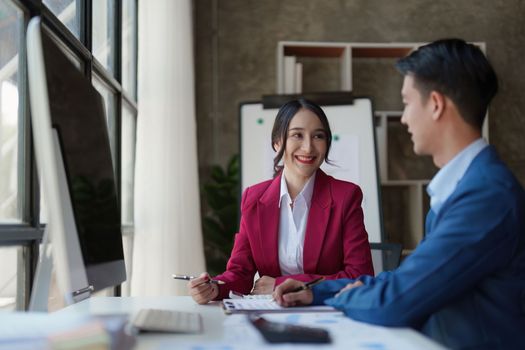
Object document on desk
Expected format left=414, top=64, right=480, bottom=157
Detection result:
left=222, top=298, right=335, bottom=314
left=228, top=291, right=273, bottom=299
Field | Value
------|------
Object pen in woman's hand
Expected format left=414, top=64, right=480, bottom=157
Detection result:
left=172, top=274, right=225, bottom=285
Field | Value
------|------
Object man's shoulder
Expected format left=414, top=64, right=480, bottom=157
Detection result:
left=464, top=146, right=522, bottom=193
left=453, top=146, right=525, bottom=214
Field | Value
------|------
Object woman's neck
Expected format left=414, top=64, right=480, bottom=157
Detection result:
left=284, top=171, right=312, bottom=201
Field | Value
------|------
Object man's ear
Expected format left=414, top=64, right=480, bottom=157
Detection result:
left=430, top=91, right=446, bottom=121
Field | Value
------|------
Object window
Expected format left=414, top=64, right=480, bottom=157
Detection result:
left=0, top=0, right=138, bottom=310
left=0, top=246, right=20, bottom=311
left=122, top=0, right=137, bottom=98
left=0, top=0, right=24, bottom=223
left=121, top=103, right=136, bottom=225
left=43, top=0, right=80, bottom=38
left=92, top=0, right=116, bottom=74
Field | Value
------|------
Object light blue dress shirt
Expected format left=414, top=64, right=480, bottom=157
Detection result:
left=427, top=138, right=488, bottom=215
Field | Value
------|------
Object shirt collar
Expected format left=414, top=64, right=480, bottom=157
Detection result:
left=427, top=138, right=488, bottom=214
left=279, top=170, right=316, bottom=208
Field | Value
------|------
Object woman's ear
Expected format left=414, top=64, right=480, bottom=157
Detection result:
left=273, top=141, right=282, bottom=152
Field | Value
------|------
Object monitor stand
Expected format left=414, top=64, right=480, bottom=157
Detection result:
left=29, top=131, right=93, bottom=312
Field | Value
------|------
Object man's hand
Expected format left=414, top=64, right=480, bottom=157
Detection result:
left=335, top=280, right=363, bottom=297
left=187, top=272, right=219, bottom=304
left=252, top=275, right=276, bottom=294
left=272, top=278, right=314, bottom=307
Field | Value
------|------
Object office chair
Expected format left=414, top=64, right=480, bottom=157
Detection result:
left=369, top=242, right=403, bottom=276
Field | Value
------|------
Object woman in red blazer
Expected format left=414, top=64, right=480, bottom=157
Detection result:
left=189, top=99, right=373, bottom=303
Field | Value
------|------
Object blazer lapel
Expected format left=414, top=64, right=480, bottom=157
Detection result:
left=425, top=208, right=436, bottom=235
left=257, top=175, right=281, bottom=276
left=303, top=170, right=332, bottom=273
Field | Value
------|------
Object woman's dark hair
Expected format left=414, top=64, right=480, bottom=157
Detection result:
left=271, top=99, right=332, bottom=177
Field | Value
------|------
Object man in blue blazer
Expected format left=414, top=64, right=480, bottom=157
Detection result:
left=273, top=38, right=525, bottom=350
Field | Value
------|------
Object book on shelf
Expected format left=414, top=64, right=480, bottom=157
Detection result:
left=283, top=56, right=304, bottom=94
left=295, top=62, right=303, bottom=94
left=283, top=55, right=296, bottom=94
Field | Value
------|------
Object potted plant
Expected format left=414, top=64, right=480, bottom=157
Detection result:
left=201, top=155, right=240, bottom=275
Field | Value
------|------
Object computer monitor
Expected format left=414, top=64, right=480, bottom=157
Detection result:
left=27, top=17, right=126, bottom=308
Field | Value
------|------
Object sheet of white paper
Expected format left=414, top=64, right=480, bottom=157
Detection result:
left=321, top=134, right=359, bottom=184
left=222, top=299, right=334, bottom=313
left=263, top=143, right=276, bottom=181
left=228, top=291, right=273, bottom=300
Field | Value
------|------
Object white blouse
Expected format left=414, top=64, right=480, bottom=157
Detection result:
left=278, top=171, right=316, bottom=275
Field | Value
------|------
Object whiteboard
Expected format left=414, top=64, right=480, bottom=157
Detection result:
left=240, top=98, right=383, bottom=243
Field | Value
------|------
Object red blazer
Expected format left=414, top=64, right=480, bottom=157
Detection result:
left=214, top=170, right=374, bottom=299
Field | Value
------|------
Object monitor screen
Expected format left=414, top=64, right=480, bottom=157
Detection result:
left=39, top=26, right=126, bottom=291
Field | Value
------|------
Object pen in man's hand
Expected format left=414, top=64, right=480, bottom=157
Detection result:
left=172, top=274, right=225, bottom=285
left=272, top=277, right=325, bottom=302
left=287, top=276, right=325, bottom=294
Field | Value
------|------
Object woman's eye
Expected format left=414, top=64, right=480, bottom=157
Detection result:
left=290, top=133, right=302, bottom=139
left=314, top=134, right=325, bottom=139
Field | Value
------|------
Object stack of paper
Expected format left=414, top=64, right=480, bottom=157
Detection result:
left=228, top=291, right=272, bottom=300
left=222, top=298, right=335, bottom=314
left=48, top=322, right=110, bottom=350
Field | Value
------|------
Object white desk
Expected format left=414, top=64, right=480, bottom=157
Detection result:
left=60, top=296, right=446, bottom=350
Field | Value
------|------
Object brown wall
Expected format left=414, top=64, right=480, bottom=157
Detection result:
left=194, top=0, right=525, bottom=187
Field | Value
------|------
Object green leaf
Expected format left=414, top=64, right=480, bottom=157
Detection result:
left=202, top=217, right=224, bottom=234
left=227, top=155, right=240, bottom=178
left=211, top=165, right=226, bottom=182
left=201, top=154, right=240, bottom=272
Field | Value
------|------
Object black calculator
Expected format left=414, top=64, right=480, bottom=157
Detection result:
left=248, top=314, right=331, bottom=344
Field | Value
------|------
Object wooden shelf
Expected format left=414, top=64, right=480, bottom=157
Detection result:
left=284, top=45, right=346, bottom=58
left=276, top=41, right=487, bottom=256
left=352, top=46, right=413, bottom=58
left=277, top=41, right=425, bottom=94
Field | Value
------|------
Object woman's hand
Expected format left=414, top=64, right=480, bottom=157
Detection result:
left=187, top=272, right=219, bottom=304
left=252, top=275, right=276, bottom=294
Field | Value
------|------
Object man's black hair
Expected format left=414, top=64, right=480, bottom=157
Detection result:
left=396, top=38, right=498, bottom=129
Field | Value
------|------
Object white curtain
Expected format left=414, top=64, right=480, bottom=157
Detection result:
left=131, top=0, right=205, bottom=296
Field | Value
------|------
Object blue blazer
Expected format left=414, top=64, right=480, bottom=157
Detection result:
left=312, top=146, right=525, bottom=350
